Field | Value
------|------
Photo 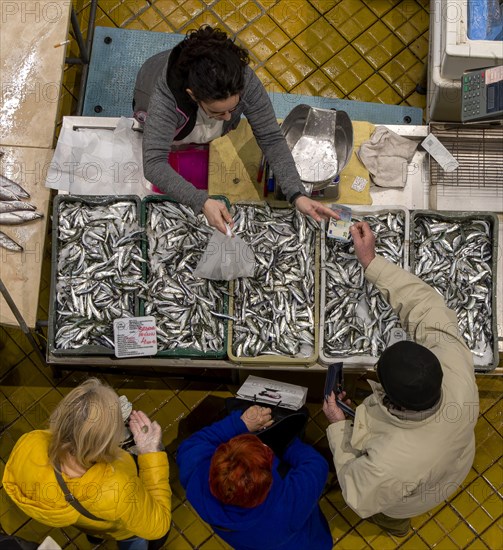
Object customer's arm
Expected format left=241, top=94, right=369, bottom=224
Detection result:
left=350, top=222, right=473, bottom=378
left=118, top=410, right=171, bottom=538
left=281, top=438, right=329, bottom=525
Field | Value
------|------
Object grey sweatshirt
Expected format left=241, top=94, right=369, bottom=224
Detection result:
left=139, top=51, right=305, bottom=213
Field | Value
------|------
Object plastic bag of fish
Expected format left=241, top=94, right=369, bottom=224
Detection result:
left=321, top=211, right=407, bottom=359
left=54, top=199, right=145, bottom=350
left=412, top=214, right=496, bottom=366
left=230, top=203, right=318, bottom=360
left=143, top=200, right=229, bottom=355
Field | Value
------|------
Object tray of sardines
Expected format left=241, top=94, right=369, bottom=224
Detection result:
left=140, top=195, right=230, bottom=358
left=410, top=211, right=499, bottom=371
left=319, top=205, right=410, bottom=366
left=48, top=195, right=144, bottom=356
left=227, top=202, right=320, bottom=365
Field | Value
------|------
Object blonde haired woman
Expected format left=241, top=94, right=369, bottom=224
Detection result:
left=2, top=378, right=171, bottom=549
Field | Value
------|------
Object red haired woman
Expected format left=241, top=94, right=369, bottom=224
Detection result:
left=177, top=406, right=332, bottom=550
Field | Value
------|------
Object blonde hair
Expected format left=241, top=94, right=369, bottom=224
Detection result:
left=48, top=378, right=124, bottom=470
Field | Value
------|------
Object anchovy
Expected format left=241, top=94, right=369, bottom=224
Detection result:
left=0, top=200, right=36, bottom=214
left=54, top=199, right=144, bottom=350
left=0, top=174, right=30, bottom=199
left=412, top=215, right=494, bottom=361
left=144, top=201, right=228, bottom=353
left=0, top=230, right=23, bottom=252
left=322, top=212, right=406, bottom=358
left=230, top=203, right=317, bottom=359
left=0, top=211, right=43, bottom=225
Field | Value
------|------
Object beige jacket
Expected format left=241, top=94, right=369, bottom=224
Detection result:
left=326, top=255, right=478, bottom=519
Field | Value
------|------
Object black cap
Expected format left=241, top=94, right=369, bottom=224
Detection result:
left=377, top=341, right=443, bottom=411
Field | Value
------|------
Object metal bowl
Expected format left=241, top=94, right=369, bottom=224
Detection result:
left=282, top=105, right=353, bottom=193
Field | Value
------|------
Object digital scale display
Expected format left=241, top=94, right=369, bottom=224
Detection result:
left=461, top=65, right=503, bottom=122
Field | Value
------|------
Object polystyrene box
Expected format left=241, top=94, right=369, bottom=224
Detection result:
left=433, top=0, right=503, bottom=80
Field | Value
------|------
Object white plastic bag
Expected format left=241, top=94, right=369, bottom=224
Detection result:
left=193, top=228, right=255, bottom=281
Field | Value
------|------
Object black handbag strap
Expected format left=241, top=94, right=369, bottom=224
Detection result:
left=53, top=462, right=104, bottom=522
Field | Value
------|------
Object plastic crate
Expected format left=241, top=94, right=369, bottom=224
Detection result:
left=48, top=195, right=142, bottom=356
left=227, top=201, right=320, bottom=366
left=140, top=195, right=230, bottom=358
left=410, top=210, right=499, bottom=371
left=319, top=205, right=410, bottom=366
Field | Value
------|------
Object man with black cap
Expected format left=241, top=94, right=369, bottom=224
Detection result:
left=323, top=221, right=478, bottom=537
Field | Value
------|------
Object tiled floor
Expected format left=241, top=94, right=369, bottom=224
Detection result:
left=1, top=0, right=502, bottom=549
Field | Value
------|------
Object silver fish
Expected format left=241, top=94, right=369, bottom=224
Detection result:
left=0, top=174, right=30, bottom=199
left=0, top=200, right=36, bottom=214
left=0, top=211, right=43, bottom=225
left=0, top=230, right=23, bottom=252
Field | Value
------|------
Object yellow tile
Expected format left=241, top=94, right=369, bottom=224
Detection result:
left=23, top=388, right=63, bottom=429
left=464, top=539, right=491, bottom=550
left=1, top=360, right=52, bottom=414
left=418, top=518, right=449, bottom=546
left=381, top=48, right=420, bottom=84
left=164, top=530, right=194, bottom=550
left=484, top=398, right=503, bottom=432
left=482, top=462, right=503, bottom=490
left=254, top=66, right=286, bottom=93
left=321, top=45, right=374, bottom=95
left=394, top=9, right=429, bottom=44
left=325, top=486, right=362, bottom=526
left=152, top=0, right=205, bottom=31
left=366, top=532, right=400, bottom=549
left=212, top=0, right=261, bottom=33
left=183, top=518, right=214, bottom=547
left=382, top=1, right=422, bottom=31
left=268, top=0, right=320, bottom=38
left=451, top=490, right=480, bottom=517
left=349, top=74, right=402, bottom=104
left=310, top=0, right=340, bottom=14
left=294, top=18, right=347, bottom=65
left=199, top=535, right=232, bottom=549
left=449, top=521, right=478, bottom=547
left=0, top=487, right=33, bottom=533
left=0, top=329, right=29, bottom=375
left=409, top=32, right=429, bottom=62
left=354, top=24, right=405, bottom=70
left=0, top=390, right=20, bottom=427
left=477, top=375, right=503, bottom=415
left=473, top=417, right=502, bottom=473
left=183, top=11, right=222, bottom=30
left=400, top=535, right=431, bottom=549
left=362, top=0, right=401, bottom=18
left=327, top=0, right=377, bottom=42
left=0, top=416, right=33, bottom=461
left=265, top=42, right=317, bottom=91
left=237, top=15, right=289, bottom=62
left=172, top=501, right=201, bottom=531
left=480, top=488, right=503, bottom=520
left=291, top=70, right=344, bottom=98
left=332, top=530, right=369, bottom=550
left=481, top=523, right=503, bottom=549
left=404, top=91, right=427, bottom=110
left=465, top=507, right=495, bottom=535
left=434, top=505, right=462, bottom=531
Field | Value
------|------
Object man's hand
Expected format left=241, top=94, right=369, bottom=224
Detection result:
left=241, top=405, right=274, bottom=432
left=323, top=391, right=351, bottom=423
left=202, top=198, right=234, bottom=234
left=294, top=196, right=340, bottom=223
left=350, top=221, right=376, bottom=269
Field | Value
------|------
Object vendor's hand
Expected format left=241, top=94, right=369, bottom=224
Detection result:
left=241, top=405, right=274, bottom=432
left=202, top=198, right=234, bottom=235
left=294, top=196, right=340, bottom=223
left=323, top=391, right=351, bottom=423
left=129, top=410, right=164, bottom=454
left=350, top=221, right=376, bottom=269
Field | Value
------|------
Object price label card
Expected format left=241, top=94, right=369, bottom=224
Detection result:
left=113, top=316, right=158, bottom=358
left=327, top=205, right=352, bottom=242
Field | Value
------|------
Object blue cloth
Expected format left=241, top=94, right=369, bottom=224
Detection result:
left=117, top=536, right=148, bottom=550
left=177, top=412, right=332, bottom=550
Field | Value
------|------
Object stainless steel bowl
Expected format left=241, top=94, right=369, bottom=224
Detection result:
left=281, top=105, right=353, bottom=194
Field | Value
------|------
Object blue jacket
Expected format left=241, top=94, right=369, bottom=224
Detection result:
left=177, top=412, right=332, bottom=550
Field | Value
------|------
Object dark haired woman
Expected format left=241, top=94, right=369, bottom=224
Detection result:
left=133, top=25, right=338, bottom=234
left=176, top=405, right=332, bottom=550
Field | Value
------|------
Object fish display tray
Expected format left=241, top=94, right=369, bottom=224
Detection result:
left=227, top=201, right=320, bottom=366
left=48, top=195, right=143, bottom=356
left=410, top=210, right=499, bottom=371
left=140, top=195, right=230, bottom=359
left=319, top=206, right=410, bottom=366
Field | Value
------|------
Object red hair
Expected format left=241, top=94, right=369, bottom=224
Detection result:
left=209, top=434, right=274, bottom=508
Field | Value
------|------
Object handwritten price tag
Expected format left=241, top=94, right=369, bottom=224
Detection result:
left=113, top=316, right=158, bottom=358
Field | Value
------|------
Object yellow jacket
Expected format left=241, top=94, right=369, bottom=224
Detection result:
left=2, top=430, right=171, bottom=540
